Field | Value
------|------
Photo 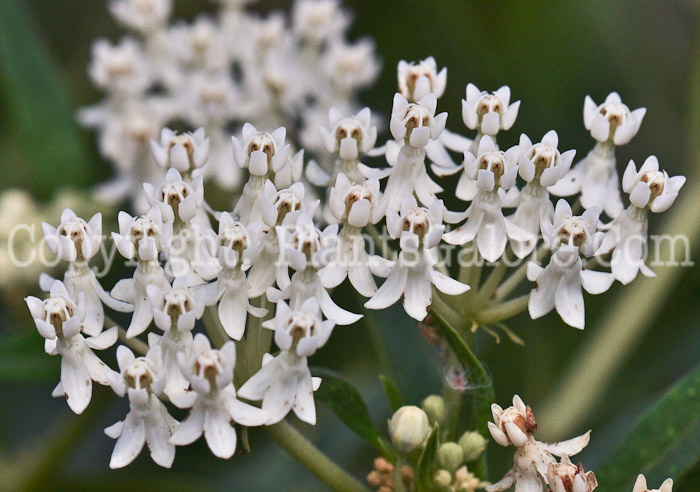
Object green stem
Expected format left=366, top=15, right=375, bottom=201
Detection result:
left=431, top=290, right=466, bottom=330
left=265, top=421, right=371, bottom=492
left=359, top=302, right=396, bottom=382
left=202, top=305, right=229, bottom=349
left=493, top=243, right=547, bottom=302
left=110, top=317, right=149, bottom=355
left=394, top=456, right=406, bottom=492
left=476, top=294, right=529, bottom=325
left=474, top=258, right=509, bottom=306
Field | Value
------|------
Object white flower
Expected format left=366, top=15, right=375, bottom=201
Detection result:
left=200, top=213, right=267, bottom=340
left=583, top=92, right=646, bottom=145
left=389, top=93, right=447, bottom=149
left=508, top=131, right=576, bottom=258
left=321, top=39, right=380, bottom=94
left=26, top=281, right=117, bottom=414
left=488, top=395, right=537, bottom=447
left=597, top=156, right=685, bottom=284
left=269, top=213, right=362, bottom=325
left=231, top=124, right=292, bottom=224
left=547, top=456, right=598, bottom=492
left=462, top=84, right=520, bottom=140
left=238, top=299, right=330, bottom=424
left=550, top=93, right=646, bottom=218
left=487, top=395, right=591, bottom=492
left=442, top=136, right=529, bottom=262
left=104, top=346, right=178, bottom=469
left=170, top=334, right=268, bottom=459
left=42, top=209, right=133, bottom=336
left=320, top=174, right=382, bottom=296
left=291, top=0, right=349, bottom=46
left=88, top=37, right=152, bottom=95
left=169, top=16, right=229, bottom=72
left=150, top=127, right=210, bottom=175
left=146, top=276, right=205, bottom=406
left=247, top=181, right=319, bottom=297
left=111, top=208, right=172, bottom=338
left=109, top=0, right=171, bottom=33
left=397, top=56, right=447, bottom=103
left=632, top=475, right=673, bottom=492
left=144, top=168, right=205, bottom=224
left=365, top=196, right=469, bottom=321
left=381, top=93, right=446, bottom=212
left=314, top=107, right=379, bottom=184
left=527, top=201, right=614, bottom=329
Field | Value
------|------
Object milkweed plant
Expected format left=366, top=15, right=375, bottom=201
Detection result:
left=23, top=0, right=689, bottom=491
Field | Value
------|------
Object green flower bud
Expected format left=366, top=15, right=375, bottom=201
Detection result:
left=389, top=405, right=430, bottom=455
left=433, top=469, right=452, bottom=488
left=437, top=442, right=464, bottom=472
left=458, top=431, right=488, bottom=462
left=421, top=394, right=446, bottom=425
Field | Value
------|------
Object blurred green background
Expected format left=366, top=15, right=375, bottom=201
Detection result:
left=1, top=0, right=700, bottom=491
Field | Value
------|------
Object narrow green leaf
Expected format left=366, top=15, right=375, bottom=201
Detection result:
left=380, top=374, right=403, bottom=412
left=0, top=328, right=58, bottom=383
left=597, top=362, right=700, bottom=491
left=313, top=368, right=396, bottom=461
left=417, top=423, right=439, bottom=491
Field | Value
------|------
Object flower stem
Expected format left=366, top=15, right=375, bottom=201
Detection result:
left=394, top=456, right=406, bottom=492
left=493, top=243, right=547, bottom=302
left=476, top=294, right=529, bottom=325
left=265, top=420, right=371, bottom=492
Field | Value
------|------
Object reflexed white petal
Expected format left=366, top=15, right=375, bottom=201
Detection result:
left=542, top=430, right=591, bottom=457
left=317, top=287, right=362, bottom=325
left=262, top=371, right=297, bottom=424
left=238, top=357, right=280, bottom=401
left=218, top=289, right=247, bottom=340
left=528, top=266, right=558, bottom=319
left=430, top=269, right=469, bottom=296
left=485, top=470, right=515, bottom=492
left=365, top=266, right=408, bottom=310
left=580, top=269, right=615, bottom=294
left=224, top=392, right=270, bottom=426
left=403, top=268, right=432, bottom=321
left=554, top=275, right=585, bottom=329
left=170, top=406, right=204, bottom=445
left=204, top=407, right=237, bottom=458
left=61, top=354, right=92, bottom=414
left=110, top=413, right=146, bottom=469
left=292, top=372, right=316, bottom=425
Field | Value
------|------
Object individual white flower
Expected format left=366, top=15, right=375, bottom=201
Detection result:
left=321, top=39, right=380, bottom=94
left=550, top=93, right=646, bottom=218
left=88, top=37, right=152, bottom=95
left=169, top=16, right=229, bottom=73
left=547, top=456, right=598, bottom=492
left=462, top=84, right=520, bottom=150
left=632, top=475, right=673, bottom=492
left=397, top=56, right=447, bottom=103
left=319, top=174, right=382, bottom=296
left=583, top=92, right=646, bottom=145
left=42, top=209, right=133, bottom=336
left=239, top=298, right=330, bottom=424
left=527, top=201, right=614, bottom=329
left=247, top=181, right=319, bottom=298
left=365, top=196, right=469, bottom=321
left=144, top=168, right=204, bottom=225
left=26, top=281, right=116, bottom=414
left=150, top=127, right=210, bottom=176
left=442, top=136, right=530, bottom=262
left=382, top=93, right=447, bottom=212
left=104, top=346, right=178, bottom=469
left=231, top=124, right=293, bottom=224
left=597, top=157, right=685, bottom=284
left=508, top=131, right=576, bottom=258
left=487, top=395, right=591, bottom=492
left=170, top=334, right=268, bottom=459
left=313, top=107, right=379, bottom=185
left=111, top=208, right=172, bottom=338
left=109, top=0, right=171, bottom=33
left=146, top=276, right=205, bottom=406
left=291, top=0, right=349, bottom=46
left=199, top=213, right=267, bottom=340
left=269, top=213, right=362, bottom=325
left=488, top=395, right=537, bottom=447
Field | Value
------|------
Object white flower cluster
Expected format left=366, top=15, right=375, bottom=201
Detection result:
left=27, top=1, right=686, bottom=472
left=79, top=0, right=379, bottom=211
